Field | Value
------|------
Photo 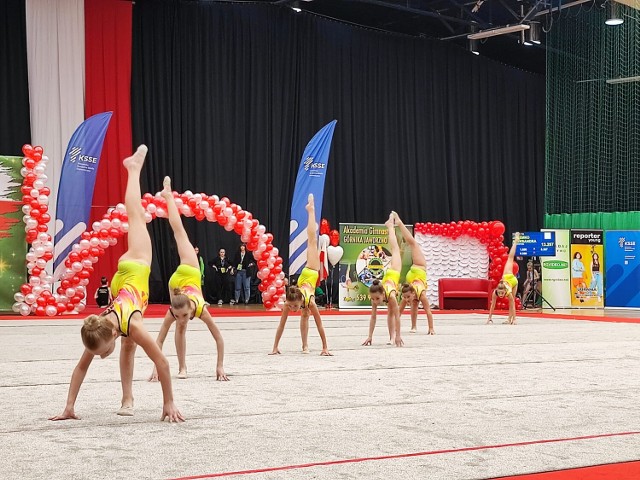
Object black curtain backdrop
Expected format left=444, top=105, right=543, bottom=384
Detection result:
left=0, top=0, right=31, bottom=155
left=131, top=0, right=545, bottom=301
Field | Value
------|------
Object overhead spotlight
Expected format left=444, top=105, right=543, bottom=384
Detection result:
left=605, top=1, right=624, bottom=25
left=291, top=7, right=302, bottom=12
left=469, top=39, right=480, bottom=55
left=521, top=30, right=533, bottom=46
left=528, top=22, right=541, bottom=44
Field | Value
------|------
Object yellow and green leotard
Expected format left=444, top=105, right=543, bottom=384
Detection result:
left=405, top=265, right=427, bottom=300
left=501, top=273, right=518, bottom=295
left=105, top=260, right=150, bottom=336
left=382, top=268, right=400, bottom=302
left=169, top=264, right=208, bottom=318
left=297, top=267, right=319, bottom=308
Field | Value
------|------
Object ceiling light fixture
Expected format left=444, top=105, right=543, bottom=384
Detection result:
left=468, top=24, right=530, bottom=40
left=605, top=1, right=624, bottom=25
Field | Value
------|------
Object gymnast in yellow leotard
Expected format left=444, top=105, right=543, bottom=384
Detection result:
left=488, top=232, right=521, bottom=325
left=270, top=194, right=331, bottom=356
left=394, top=211, right=435, bottom=336
left=148, top=177, right=228, bottom=382
left=50, top=146, right=184, bottom=423
left=362, top=213, right=403, bottom=347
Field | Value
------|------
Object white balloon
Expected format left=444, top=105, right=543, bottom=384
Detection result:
left=20, top=167, right=30, bottom=176
left=32, top=286, right=43, bottom=296
left=20, top=304, right=31, bottom=316
left=79, top=279, right=89, bottom=286
left=43, top=275, right=54, bottom=284
left=36, top=258, right=46, bottom=269
left=37, top=232, right=48, bottom=242
left=26, top=219, right=37, bottom=230
left=12, top=302, right=22, bottom=313
left=92, top=221, right=102, bottom=232
left=100, top=239, right=110, bottom=249
left=34, top=164, right=45, bottom=175
left=45, top=305, right=57, bottom=316
left=327, top=245, right=344, bottom=266
left=121, top=222, right=129, bottom=233
left=111, top=218, right=122, bottom=229
left=75, top=301, right=86, bottom=312
left=24, top=293, right=36, bottom=305
left=79, top=239, right=90, bottom=250
left=108, top=237, right=117, bottom=246
left=37, top=194, right=48, bottom=205
left=29, top=275, right=41, bottom=286
left=26, top=252, right=36, bottom=262
left=82, top=259, right=92, bottom=269
left=116, top=203, right=126, bottom=213
left=257, top=225, right=266, bottom=235
left=72, top=262, right=83, bottom=272
left=90, top=237, right=100, bottom=247
left=22, top=205, right=31, bottom=215
left=30, top=188, right=39, bottom=198
left=146, top=203, right=156, bottom=214
left=65, top=288, right=76, bottom=298
left=144, top=212, right=153, bottom=223
left=33, top=180, right=44, bottom=190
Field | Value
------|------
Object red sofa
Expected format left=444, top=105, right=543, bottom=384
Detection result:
left=438, top=278, right=492, bottom=310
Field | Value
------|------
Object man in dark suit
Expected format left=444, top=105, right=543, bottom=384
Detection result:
left=209, top=248, right=234, bottom=305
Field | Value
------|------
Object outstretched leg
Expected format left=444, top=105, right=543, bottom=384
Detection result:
left=386, top=213, right=401, bottom=273
left=393, top=211, right=426, bottom=268
left=118, top=337, right=137, bottom=415
left=120, top=146, right=152, bottom=266
left=305, top=194, right=320, bottom=272
left=162, top=177, right=198, bottom=268
left=503, top=232, right=520, bottom=276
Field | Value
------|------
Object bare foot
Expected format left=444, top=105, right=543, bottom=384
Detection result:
left=320, top=348, right=333, bottom=356
left=305, top=193, right=314, bottom=213
left=269, top=349, right=281, bottom=355
left=385, top=213, right=394, bottom=229
left=117, top=401, right=134, bottom=417
left=123, top=145, right=148, bottom=171
left=427, top=328, right=435, bottom=335
left=409, top=328, right=417, bottom=333
left=302, top=347, right=310, bottom=354
left=161, top=176, right=172, bottom=199
left=392, top=211, right=403, bottom=225
left=177, top=370, right=188, bottom=379
left=395, top=337, right=404, bottom=347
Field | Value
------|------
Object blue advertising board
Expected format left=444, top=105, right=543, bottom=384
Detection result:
left=516, top=231, right=556, bottom=257
left=604, top=231, right=640, bottom=308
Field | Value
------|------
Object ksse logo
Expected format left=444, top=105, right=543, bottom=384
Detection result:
left=303, top=156, right=326, bottom=171
left=69, top=147, right=98, bottom=164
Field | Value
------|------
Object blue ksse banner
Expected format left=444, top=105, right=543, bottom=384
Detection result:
left=53, top=112, right=112, bottom=279
left=604, top=231, right=640, bottom=307
left=289, top=120, right=337, bottom=276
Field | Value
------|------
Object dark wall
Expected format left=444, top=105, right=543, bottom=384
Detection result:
left=0, top=0, right=31, bottom=155
left=131, top=0, right=545, bottom=300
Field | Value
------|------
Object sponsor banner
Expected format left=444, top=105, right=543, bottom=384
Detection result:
left=338, top=223, right=413, bottom=309
left=604, top=231, right=640, bottom=308
left=570, top=229, right=604, bottom=307
left=288, top=120, right=337, bottom=276
left=53, top=112, right=112, bottom=279
left=0, top=156, right=27, bottom=311
left=541, top=229, right=572, bottom=308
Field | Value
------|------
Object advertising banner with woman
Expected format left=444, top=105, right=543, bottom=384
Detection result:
left=570, top=230, right=604, bottom=307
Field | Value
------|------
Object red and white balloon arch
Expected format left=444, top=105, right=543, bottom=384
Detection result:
left=12, top=145, right=285, bottom=317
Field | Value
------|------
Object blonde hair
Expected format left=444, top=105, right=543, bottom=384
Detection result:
left=171, top=289, right=190, bottom=310
left=81, top=315, right=114, bottom=350
left=286, top=286, right=303, bottom=303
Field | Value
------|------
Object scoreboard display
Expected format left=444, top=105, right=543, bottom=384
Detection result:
left=515, top=231, right=556, bottom=257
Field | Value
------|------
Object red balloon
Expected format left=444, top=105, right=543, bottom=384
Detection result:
left=57, top=303, right=66, bottom=314
left=66, top=303, right=75, bottom=312
left=40, top=187, right=50, bottom=196
left=35, top=306, right=46, bottom=316
left=36, top=297, right=47, bottom=307
left=22, top=144, right=34, bottom=157
left=31, top=267, right=42, bottom=276
left=33, top=146, right=43, bottom=154
left=492, top=221, right=505, bottom=237
left=512, top=263, right=520, bottom=275
left=329, top=230, right=340, bottom=246
left=25, top=159, right=36, bottom=169
left=320, top=219, right=331, bottom=235
left=264, top=300, right=274, bottom=309
left=36, top=224, right=48, bottom=232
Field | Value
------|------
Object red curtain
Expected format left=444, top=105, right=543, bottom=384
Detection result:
left=84, top=0, right=132, bottom=299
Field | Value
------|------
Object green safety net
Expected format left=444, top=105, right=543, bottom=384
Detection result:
left=546, top=1, right=640, bottom=215
left=545, top=210, right=640, bottom=230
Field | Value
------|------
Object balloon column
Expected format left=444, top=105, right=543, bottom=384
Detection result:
left=13, top=145, right=285, bottom=316
left=414, top=220, right=521, bottom=311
